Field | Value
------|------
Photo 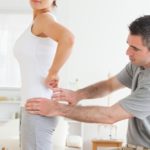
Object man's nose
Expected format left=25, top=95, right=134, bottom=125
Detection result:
left=126, top=48, right=133, bottom=56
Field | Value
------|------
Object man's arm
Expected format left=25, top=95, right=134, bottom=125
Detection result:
left=57, top=103, right=133, bottom=123
left=52, top=76, right=125, bottom=105
left=77, top=76, right=124, bottom=99
left=25, top=76, right=129, bottom=123
left=26, top=99, right=133, bottom=124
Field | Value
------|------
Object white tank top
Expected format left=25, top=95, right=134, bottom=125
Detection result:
left=14, top=19, right=57, bottom=106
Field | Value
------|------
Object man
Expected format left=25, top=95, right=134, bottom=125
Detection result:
left=26, top=15, right=150, bottom=150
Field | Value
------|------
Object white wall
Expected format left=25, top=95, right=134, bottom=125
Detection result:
left=0, top=0, right=31, bottom=12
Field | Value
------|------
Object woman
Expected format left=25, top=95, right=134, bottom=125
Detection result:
left=13, top=0, right=74, bottom=149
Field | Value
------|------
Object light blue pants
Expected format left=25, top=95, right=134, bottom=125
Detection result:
left=20, top=108, right=58, bottom=150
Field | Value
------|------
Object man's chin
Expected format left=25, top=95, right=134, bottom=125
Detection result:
left=129, top=59, right=134, bottom=63
left=130, top=61, right=140, bottom=66
left=130, top=60, right=137, bottom=65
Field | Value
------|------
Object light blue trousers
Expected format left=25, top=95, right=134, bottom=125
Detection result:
left=20, top=108, right=58, bottom=150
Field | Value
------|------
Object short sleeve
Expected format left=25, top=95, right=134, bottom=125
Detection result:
left=116, top=63, right=135, bottom=89
left=119, top=70, right=150, bottom=119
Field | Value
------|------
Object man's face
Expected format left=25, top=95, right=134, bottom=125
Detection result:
left=126, top=34, right=150, bottom=68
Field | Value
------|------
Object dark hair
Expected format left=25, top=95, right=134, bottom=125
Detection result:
left=53, top=0, right=57, bottom=7
left=129, top=15, right=150, bottom=50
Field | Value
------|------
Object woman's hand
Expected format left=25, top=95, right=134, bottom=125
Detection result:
left=45, top=72, right=59, bottom=89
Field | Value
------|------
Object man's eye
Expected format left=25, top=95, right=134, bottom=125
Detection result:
left=134, top=48, right=140, bottom=51
left=131, top=46, right=140, bottom=51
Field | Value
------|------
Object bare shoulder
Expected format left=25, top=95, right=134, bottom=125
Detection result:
left=32, top=13, right=58, bottom=37
left=36, top=13, right=56, bottom=25
left=33, top=12, right=74, bottom=40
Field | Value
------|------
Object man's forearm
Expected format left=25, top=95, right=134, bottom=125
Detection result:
left=26, top=98, right=131, bottom=122
left=58, top=104, right=113, bottom=124
left=77, top=80, right=111, bottom=100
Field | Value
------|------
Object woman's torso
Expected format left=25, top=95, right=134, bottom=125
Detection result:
left=14, top=18, right=57, bottom=106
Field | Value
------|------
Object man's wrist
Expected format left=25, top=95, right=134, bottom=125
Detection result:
left=76, top=89, right=86, bottom=101
left=57, top=104, right=74, bottom=118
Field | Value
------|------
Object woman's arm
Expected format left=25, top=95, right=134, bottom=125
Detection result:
left=36, top=13, right=75, bottom=88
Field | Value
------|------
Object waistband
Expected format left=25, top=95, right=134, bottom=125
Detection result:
left=111, top=144, right=150, bottom=150
left=126, top=144, right=150, bottom=150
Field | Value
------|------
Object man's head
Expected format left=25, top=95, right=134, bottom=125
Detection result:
left=129, top=15, right=150, bottom=50
left=126, top=15, right=150, bottom=68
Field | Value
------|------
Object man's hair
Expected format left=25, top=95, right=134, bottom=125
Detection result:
left=129, top=15, right=150, bottom=50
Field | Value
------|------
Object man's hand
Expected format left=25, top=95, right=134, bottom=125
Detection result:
left=52, top=88, right=79, bottom=105
left=25, top=98, right=60, bottom=116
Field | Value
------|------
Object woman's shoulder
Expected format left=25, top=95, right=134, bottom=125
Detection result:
left=36, top=12, right=57, bottom=23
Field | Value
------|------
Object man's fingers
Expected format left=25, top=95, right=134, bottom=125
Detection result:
left=27, top=98, right=43, bottom=103
left=25, top=101, right=40, bottom=108
left=52, top=93, right=65, bottom=98
left=27, top=110, right=41, bottom=115
left=26, top=103, right=40, bottom=111
left=52, top=99, right=68, bottom=104
left=52, top=95, right=67, bottom=102
left=27, top=98, right=49, bottom=103
left=53, top=88, right=64, bottom=93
